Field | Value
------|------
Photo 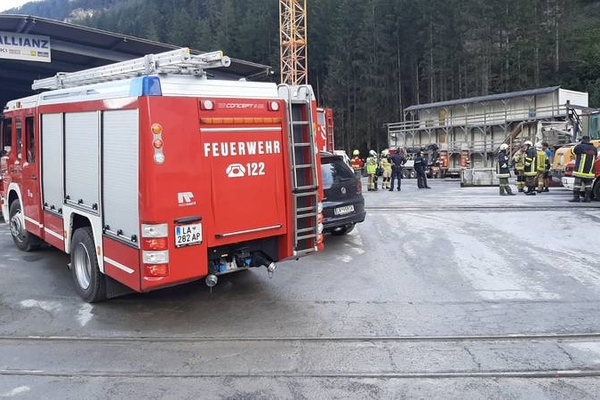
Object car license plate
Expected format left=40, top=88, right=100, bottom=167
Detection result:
left=334, top=205, right=355, bottom=216
left=175, top=223, right=202, bottom=248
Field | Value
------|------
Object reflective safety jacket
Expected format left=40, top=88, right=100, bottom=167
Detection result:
left=365, top=155, right=378, bottom=174
left=497, top=151, right=511, bottom=178
left=380, top=156, right=392, bottom=173
left=524, top=147, right=537, bottom=176
left=536, top=150, right=548, bottom=173
left=512, top=150, right=525, bottom=171
left=572, top=142, right=597, bottom=178
left=350, top=156, right=363, bottom=171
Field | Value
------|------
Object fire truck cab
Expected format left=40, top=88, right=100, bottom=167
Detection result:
left=0, top=48, right=323, bottom=302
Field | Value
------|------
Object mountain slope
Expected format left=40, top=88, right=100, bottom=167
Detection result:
left=2, top=0, right=119, bottom=21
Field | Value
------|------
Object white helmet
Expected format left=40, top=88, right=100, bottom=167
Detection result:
left=524, top=140, right=533, bottom=146
left=499, top=143, right=509, bottom=151
left=369, top=150, right=377, bottom=157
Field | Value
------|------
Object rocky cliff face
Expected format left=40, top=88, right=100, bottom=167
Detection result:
left=2, top=0, right=116, bottom=22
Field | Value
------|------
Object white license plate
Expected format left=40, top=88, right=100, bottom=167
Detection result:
left=334, top=205, right=355, bottom=216
left=175, top=223, right=202, bottom=248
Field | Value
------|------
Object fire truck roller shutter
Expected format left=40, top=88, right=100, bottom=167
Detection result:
left=102, top=110, right=140, bottom=243
left=65, top=112, right=100, bottom=212
left=41, top=114, right=64, bottom=213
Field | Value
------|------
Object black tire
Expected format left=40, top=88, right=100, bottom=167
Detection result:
left=9, top=200, right=38, bottom=252
left=409, top=169, right=417, bottom=179
left=71, top=227, right=106, bottom=303
left=593, top=179, right=600, bottom=200
left=329, top=224, right=355, bottom=236
left=401, top=169, right=408, bottom=179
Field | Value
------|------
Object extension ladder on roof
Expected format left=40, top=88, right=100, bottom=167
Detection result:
left=32, top=48, right=231, bottom=90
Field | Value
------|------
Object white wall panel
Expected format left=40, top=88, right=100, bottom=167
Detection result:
left=559, top=89, right=589, bottom=108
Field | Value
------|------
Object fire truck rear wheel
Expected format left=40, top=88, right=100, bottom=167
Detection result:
left=9, top=200, right=38, bottom=252
left=71, top=227, right=107, bottom=303
left=593, top=180, right=600, bottom=200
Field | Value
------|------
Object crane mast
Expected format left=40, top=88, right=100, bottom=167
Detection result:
left=279, top=0, right=307, bottom=85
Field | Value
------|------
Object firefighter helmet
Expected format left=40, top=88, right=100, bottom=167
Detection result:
left=524, top=140, right=533, bottom=146
left=369, top=150, right=377, bottom=157
left=353, top=149, right=360, bottom=156
left=499, top=143, right=509, bottom=151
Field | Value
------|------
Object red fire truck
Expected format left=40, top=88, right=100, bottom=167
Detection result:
left=0, top=48, right=323, bottom=302
left=316, top=107, right=335, bottom=152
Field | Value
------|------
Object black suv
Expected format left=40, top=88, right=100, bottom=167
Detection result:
left=320, top=152, right=366, bottom=235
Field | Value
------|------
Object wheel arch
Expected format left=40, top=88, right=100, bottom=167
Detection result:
left=62, top=207, right=105, bottom=274
left=6, top=183, right=24, bottom=225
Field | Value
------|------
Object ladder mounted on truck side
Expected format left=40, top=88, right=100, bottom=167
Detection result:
left=32, top=48, right=231, bottom=90
left=278, top=84, right=321, bottom=256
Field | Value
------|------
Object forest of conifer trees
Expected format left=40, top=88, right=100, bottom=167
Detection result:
left=7, top=0, right=600, bottom=151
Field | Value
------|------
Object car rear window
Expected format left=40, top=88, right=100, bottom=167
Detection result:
left=321, top=158, right=355, bottom=189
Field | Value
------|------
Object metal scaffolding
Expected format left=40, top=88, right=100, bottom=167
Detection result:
left=386, top=89, right=585, bottom=171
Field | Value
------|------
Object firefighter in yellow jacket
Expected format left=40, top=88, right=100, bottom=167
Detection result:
left=523, top=140, right=538, bottom=195
left=512, top=145, right=526, bottom=192
left=569, top=136, right=597, bottom=203
left=497, top=144, right=515, bottom=195
left=535, top=143, right=549, bottom=193
left=380, top=150, right=392, bottom=189
left=365, top=150, right=379, bottom=191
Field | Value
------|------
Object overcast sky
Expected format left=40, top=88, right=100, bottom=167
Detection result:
left=0, top=0, right=41, bottom=13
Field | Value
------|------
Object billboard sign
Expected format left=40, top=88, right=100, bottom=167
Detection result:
left=0, top=31, right=51, bottom=63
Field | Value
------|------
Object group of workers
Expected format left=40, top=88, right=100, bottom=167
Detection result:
left=498, top=136, right=597, bottom=202
left=497, top=140, right=552, bottom=196
left=350, top=148, right=431, bottom=192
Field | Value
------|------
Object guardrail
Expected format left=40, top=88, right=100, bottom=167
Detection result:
left=387, top=105, right=566, bottom=134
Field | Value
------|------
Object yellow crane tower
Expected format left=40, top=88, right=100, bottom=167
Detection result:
left=279, top=0, right=307, bottom=85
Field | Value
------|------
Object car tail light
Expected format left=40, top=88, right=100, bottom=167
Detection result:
left=151, top=123, right=165, bottom=164
left=141, top=223, right=168, bottom=238
left=142, top=237, right=168, bottom=250
left=141, top=223, right=169, bottom=277
left=143, top=250, right=169, bottom=264
left=356, top=181, right=362, bottom=193
left=152, top=138, right=164, bottom=149
left=144, top=264, right=169, bottom=277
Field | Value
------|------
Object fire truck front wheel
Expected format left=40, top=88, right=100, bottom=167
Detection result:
left=71, top=227, right=107, bottom=303
left=9, top=200, right=39, bottom=252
